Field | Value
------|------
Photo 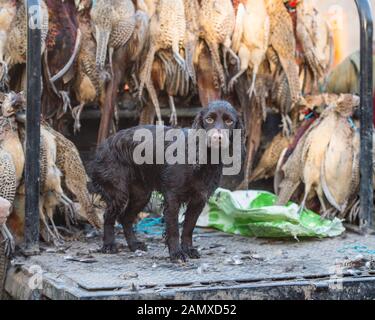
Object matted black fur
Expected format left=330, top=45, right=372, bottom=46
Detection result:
left=89, top=100, right=244, bottom=262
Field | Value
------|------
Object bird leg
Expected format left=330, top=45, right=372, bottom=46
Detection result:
left=222, top=38, right=240, bottom=76
left=49, top=216, right=64, bottom=243
left=40, top=206, right=62, bottom=245
left=184, top=38, right=197, bottom=84
left=172, top=45, right=186, bottom=72
left=228, top=46, right=250, bottom=92
left=348, top=200, right=360, bottom=223
left=316, top=186, right=328, bottom=215
left=139, top=45, right=157, bottom=100
left=61, top=194, right=78, bottom=227
left=131, top=73, right=139, bottom=92
left=108, top=47, right=114, bottom=78
left=248, top=67, right=259, bottom=100
left=259, top=93, right=267, bottom=122
left=228, top=47, right=250, bottom=91
left=57, top=91, right=72, bottom=119
left=0, top=60, right=9, bottom=91
left=228, top=68, right=246, bottom=93
left=298, top=188, right=309, bottom=215
left=281, top=114, right=293, bottom=137
left=0, top=225, right=15, bottom=257
left=145, top=80, right=163, bottom=125
left=168, top=95, right=177, bottom=126
left=72, top=103, right=85, bottom=134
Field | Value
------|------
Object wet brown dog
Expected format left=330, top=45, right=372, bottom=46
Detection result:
left=89, top=100, right=244, bottom=262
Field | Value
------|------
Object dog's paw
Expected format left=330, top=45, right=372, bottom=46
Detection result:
left=101, top=243, right=119, bottom=254
left=128, top=241, right=148, bottom=252
left=169, top=249, right=188, bottom=263
left=182, top=246, right=200, bottom=259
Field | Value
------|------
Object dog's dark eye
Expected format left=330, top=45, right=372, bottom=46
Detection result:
left=225, top=119, right=234, bottom=126
left=205, top=117, right=214, bottom=124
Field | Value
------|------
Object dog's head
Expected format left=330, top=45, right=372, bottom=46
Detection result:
left=192, top=100, right=244, bottom=149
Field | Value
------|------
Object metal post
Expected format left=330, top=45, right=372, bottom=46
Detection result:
left=24, top=0, right=42, bottom=254
left=355, top=0, right=374, bottom=231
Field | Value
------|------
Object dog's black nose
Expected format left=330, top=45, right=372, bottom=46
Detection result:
left=211, top=132, right=223, bottom=143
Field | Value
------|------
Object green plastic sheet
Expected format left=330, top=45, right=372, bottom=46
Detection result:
left=197, top=188, right=345, bottom=239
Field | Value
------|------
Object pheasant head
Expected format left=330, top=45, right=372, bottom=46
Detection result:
left=1, top=91, right=26, bottom=118
left=335, top=94, right=360, bottom=118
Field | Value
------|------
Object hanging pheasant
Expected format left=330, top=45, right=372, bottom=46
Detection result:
left=42, top=122, right=103, bottom=229
left=183, top=0, right=200, bottom=84
left=73, top=0, right=104, bottom=133
left=0, top=147, right=16, bottom=256
left=0, top=91, right=25, bottom=254
left=5, top=0, right=49, bottom=77
left=230, top=0, right=270, bottom=99
left=138, top=0, right=187, bottom=124
left=0, top=0, right=17, bottom=88
left=296, top=0, right=332, bottom=93
left=96, top=1, right=150, bottom=143
left=199, top=0, right=239, bottom=93
left=90, top=0, right=136, bottom=70
left=265, top=0, right=301, bottom=104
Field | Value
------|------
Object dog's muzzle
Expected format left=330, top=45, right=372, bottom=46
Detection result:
left=207, top=129, right=230, bottom=149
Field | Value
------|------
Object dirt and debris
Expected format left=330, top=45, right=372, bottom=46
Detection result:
left=5, top=228, right=375, bottom=300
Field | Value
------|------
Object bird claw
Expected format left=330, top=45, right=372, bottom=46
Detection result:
left=71, top=105, right=83, bottom=134
left=247, top=86, right=257, bottom=99
left=61, top=194, right=78, bottom=226
left=169, top=112, right=178, bottom=127
left=0, top=61, right=9, bottom=90
left=281, top=115, right=293, bottom=137
left=1, top=226, right=15, bottom=257
left=297, top=205, right=305, bottom=216
left=232, top=57, right=240, bottom=70
left=228, top=78, right=237, bottom=92
left=173, top=52, right=186, bottom=72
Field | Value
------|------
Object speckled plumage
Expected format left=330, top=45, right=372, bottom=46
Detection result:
left=296, top=1, right=327, bottom=89
left=91, top=0, right=136, bottom=69
left=138, top=0, right=187, bottom=124
left=200, top=0, right=236, bottom=92
left=43, top=123, right=102, bottom=229
left=265, top=0, right=300, bottom=103
left=6, top=0, right=49, bottom=66
left=183, top=0, right=200, bottom=84
left=73, top=2, right=103, bottom=133
left=0, top=0, right=17, bottom=68
left=0, top=147, right=16, bottom=205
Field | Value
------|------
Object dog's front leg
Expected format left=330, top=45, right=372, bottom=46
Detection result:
left=181, top=198, right=206, bottom=259
left=164, top=194, right=186, bottom=262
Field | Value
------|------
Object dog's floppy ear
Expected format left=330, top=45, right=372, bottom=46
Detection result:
left=235, top=113, right=244, bottom=131
left=192, top=109, right=205, bottom=129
